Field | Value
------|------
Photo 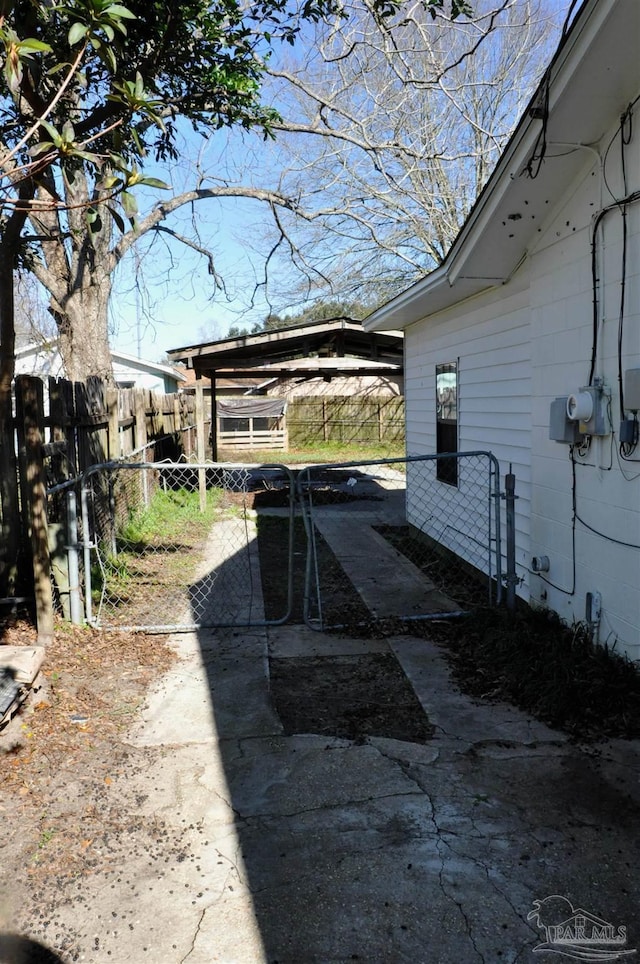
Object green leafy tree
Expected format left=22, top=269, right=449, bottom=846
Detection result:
left=261, top=299, right=368, bottom=330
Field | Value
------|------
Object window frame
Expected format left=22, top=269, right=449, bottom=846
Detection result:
left=435, top=360, right=459, bottom=486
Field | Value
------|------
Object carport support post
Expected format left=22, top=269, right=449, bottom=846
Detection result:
left=504, top=466, right=517, bottom=611
left=195, top=379, right=207, bottom=512
left=209, top=372, right=217, bottom=462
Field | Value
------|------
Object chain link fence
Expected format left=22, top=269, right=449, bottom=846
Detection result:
left=297, top=452, right=502, bottom=631
left=46, top=451, right=507, bottom=634
left=67, top=461, right=295, bottom=631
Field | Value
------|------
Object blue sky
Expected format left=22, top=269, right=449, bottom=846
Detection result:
left=109, top=0, right=575, bottom=365
left=110, top=132, right=279, bottom=359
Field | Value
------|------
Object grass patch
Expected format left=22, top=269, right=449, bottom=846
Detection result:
left=94, top=487, right=228, bottom=617
left=218, top=441, right=405, bottom=465
left=426, top=607, right=640, bottom=741
left=118, top=487, right=223, bottom=548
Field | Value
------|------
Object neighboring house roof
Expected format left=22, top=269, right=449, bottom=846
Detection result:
left=15, top=342, right=186, bottom=387
left=167, top=319, right=404, bottom=380
left=366, top=0, right=640, bottom=330
left=110, top=349, right=186, bottom=384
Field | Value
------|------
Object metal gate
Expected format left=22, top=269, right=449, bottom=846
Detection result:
left=297, top=452, right=503, bottom=630
left=47, top=452, right=506, bottom=633
left=74, top=461, right=296, bottom=631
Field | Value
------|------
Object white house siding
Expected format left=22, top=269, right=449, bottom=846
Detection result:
left=403, top=102, right=640, bottom=659
left=404, top=282, right=532, bottom=594
left=527, top=126, right=640, bottom=658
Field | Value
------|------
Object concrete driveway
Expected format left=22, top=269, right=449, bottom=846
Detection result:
left=16, top=614, right=640, bottom=964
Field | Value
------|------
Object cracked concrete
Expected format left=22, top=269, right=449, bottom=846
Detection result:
left=16, top=613, right=640, bottom=964
left=11, top=482, right=640, bottom=963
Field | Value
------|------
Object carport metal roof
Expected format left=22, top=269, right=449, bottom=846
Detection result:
left=167, top=319, right=404, bottom=379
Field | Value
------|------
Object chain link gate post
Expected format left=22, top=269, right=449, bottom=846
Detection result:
left=503, top=464, right=518, bottom=611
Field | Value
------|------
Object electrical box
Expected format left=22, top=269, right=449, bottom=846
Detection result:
left=566, top=385, right=607, bottom=436
left=624, top=368, right=640, bottom=412
left=549, top=397, right=583, bottom=443
left=620, top=418, right=638, bottom=445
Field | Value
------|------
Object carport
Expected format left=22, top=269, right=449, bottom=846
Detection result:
left=167, top=318, right=404, bottom=458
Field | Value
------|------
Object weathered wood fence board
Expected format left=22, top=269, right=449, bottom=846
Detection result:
left=8, top=375, right=199, bottom=639
left=287, top=396, right=404, bottom=446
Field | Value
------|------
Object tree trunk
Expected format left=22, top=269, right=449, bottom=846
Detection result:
left=30, top=169, right=115, bottom=384
left=57, top=275, right=114, bottom=383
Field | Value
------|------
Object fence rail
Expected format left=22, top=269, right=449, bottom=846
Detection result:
left=218, top=428, right=287, bottom=450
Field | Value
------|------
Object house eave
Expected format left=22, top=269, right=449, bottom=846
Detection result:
left=366, top=0, right=640, bottom=332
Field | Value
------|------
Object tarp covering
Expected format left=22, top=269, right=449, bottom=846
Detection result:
left=216, top=397, right=287, bottom=418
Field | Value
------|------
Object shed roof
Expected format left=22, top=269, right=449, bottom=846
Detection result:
left=167, top=319, right=403, bottom=379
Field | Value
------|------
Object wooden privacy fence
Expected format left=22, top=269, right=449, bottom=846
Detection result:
left=8, top=374, right=205, bottom=640
left=287, top=396, right=404, bottom=446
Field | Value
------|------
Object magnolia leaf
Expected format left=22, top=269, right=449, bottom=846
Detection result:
left=18, top=39, right=52, bottom=53
left=68, top=21, right=88, bottom=46
left=73, top=149, right=102, bottom=164
left=105, top=4, right=137, bottom=19
left=106, top=204, right=126, bottom=233
left=39, top=120, right=62, bottom=147
left=138, top=177, right=170, bottom=190
left=104, top=45, right=117, bottom=73
left=87, top=208, right=102, bottom=234
left=98, top=174, right=122, bottom=190
left=29, top=141, right=55, bottom=157
left=46, top=61, right=74, bottom=77
left=4, top=59, right=22, bottom=94
left=120, top=190, right=137, bottom=217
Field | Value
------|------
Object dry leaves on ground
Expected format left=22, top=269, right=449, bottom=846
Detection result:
left=0, top=615, right=177, bottom=888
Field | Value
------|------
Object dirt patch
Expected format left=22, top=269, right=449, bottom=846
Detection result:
left=256, top=514, right=372, bottom=624
left=0, top=615, right=180, bottom=954
left=270, top=653, right=434, bottom=743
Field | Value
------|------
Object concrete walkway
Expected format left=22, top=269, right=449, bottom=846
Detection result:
left=24, top=624, right=640, bottom=963
left=16, top=474, right=640, bottom=963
